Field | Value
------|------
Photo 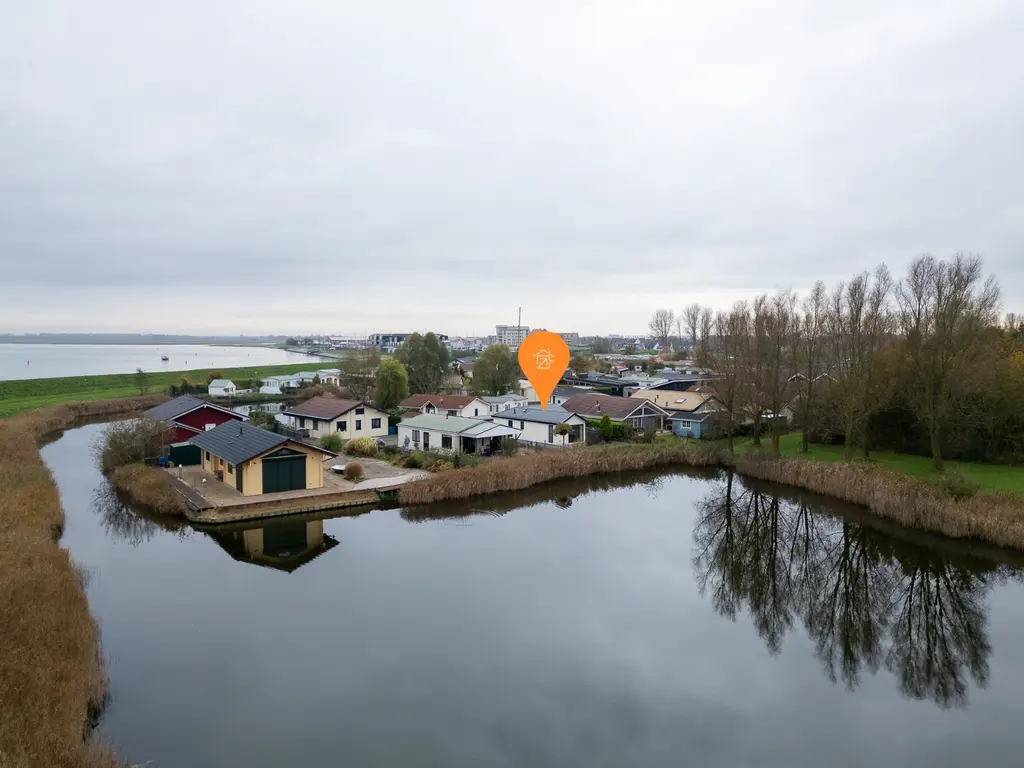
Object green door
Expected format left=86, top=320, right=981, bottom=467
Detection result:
left=235, top=465, right=244, bottom=494
left=262, top=455, right=306, bottom=493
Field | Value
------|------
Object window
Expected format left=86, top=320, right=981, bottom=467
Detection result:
left=426, top=406, right=435, bottom=413
left=441, top=434, right=452, bottom=449
left=632, top=416, right=643, bottom=428
left=371, top=418, right=381, bottom=429
left=677, top=420, right=691, bottom=429
left=474, top=408, right=479, bottom=416
left=423, top=432, right=430, bottom=448
left=205, top=451, right=210, bottom=461
left=337, top=421, right=347, bottom=432
left=299, top=417, right=306, bottom=428
left=508, top=419, right=513, bottom=427
left=355, top=407, right=365, bottom=415
left=520, top=421, right=525, bottom=429
left=547, top=425, right=554, bottom=443
left=356, top=420, right=362, bottom=430
left=227, top=464, right=234, bottom=474
left=447, top=409, right=458, bottom=416
left=412, top=429, right=420, bottom=442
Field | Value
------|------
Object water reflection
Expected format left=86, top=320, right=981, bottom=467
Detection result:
left=91, top=481, right=190, bottom=546
left=200, top=517, right=340, bottom=573
left=693, top=472, right=1009, bottom=708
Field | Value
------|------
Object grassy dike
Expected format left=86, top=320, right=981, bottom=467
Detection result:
left=0, top=362, right=322, bottom=418
left=0, top=394, right=165, bottom=768
left=399, top=441, right=1024, bottom=551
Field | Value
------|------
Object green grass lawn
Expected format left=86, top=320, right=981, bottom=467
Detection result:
left=729, top=432, right=1024, bottom=497
left=0, top=362, right=321, bottom=419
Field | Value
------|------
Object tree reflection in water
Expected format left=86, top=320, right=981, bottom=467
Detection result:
left=693, top=471, right=1013, bottom=708
left=91, top=481, right=190, bottom=546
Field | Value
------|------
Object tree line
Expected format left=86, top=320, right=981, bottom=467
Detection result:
left=651, top=253, right=1021, bottom=469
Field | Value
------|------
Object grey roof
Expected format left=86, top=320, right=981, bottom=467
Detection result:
left=146, top=395, right=241, bottom=422
left=552, top=385, right=600, bottom=397
left=495, top=405, right=580, bottom=425
left=189, top=421, right=289, bottom=465
left=398, top=413, right=506, bottom=435
left=480, top=394, right=527, bottom=404
left=208, top=379, right=233, bottom=387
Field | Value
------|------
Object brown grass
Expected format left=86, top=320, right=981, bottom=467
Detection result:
left=398, top=442, right=720, bottom=505
left=399, top=439, right=1024, bottom=551
left=0, top=394, right=164, bottom=768
left=109, top=465, right=187, bottom=517
left=733, top=454, right=1024, bottom=551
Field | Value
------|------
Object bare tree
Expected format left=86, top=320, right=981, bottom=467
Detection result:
left=895, top=253, right=1001, bottom=471
left=683, top=303, right=702, bottom=352
left=649, top=309, right=676, bottom=353
left=708, top=303, right=751, bottom=454
left=744, top=294, right=773, bottom=447
left=765, top=290, right=798, bottom=455
left=699, top=306, right=714, bottom=354
left=794, top=281, right=828, bottom=453
left=825, top=265, right=894, bottom=462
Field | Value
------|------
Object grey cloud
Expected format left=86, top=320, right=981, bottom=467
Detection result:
left=1, top=0, right=1022, bottom=334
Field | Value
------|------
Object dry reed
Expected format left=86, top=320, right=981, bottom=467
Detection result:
left=0, top=394, right=163, bottom=768
left=398, top=442, right=720, bottom=505
left=733, top=455, right=1024, bottom=550
left=109, top=465, right=187, bottom=517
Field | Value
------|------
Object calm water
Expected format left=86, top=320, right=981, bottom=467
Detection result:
left=44, top=423, right=1024, bottom=768
left=0, top=343, right=329, bottom=380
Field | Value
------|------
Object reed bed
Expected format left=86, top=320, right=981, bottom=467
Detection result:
left=109, top=464, right=187, bottom=517
left=0, top=394, right=162, bottom=768
left=733, top=455, right=1024, bottom=550
left=398, top=442, right=720, bottom=505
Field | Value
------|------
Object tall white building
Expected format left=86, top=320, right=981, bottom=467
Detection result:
left=496, top=324, right=530, bottom=349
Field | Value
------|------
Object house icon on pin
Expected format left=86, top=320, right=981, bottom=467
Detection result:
left=533, top=349, right=555, bottom=370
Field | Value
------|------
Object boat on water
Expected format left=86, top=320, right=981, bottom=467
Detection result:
left=161, top=355, right=169, bottom=361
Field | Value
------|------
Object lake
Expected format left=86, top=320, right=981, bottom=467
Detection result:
left=44, top=422, right=1024, bottom=768
left=0, top=343, right=330, bottom=381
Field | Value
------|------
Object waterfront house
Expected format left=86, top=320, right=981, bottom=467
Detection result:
left=629, top=389, right=722, bottom=414
left=549, top=385, right=598, bottom=407
left=480, top=394, right=529, bottom=413
left=207, top=379, right=237, bottom=397
left=399, top=394, right=491, bottom=419
left=282, top=396, right=388, bottom=440
left=189, top=421, right=333, bottom=495
left=494, top=405, right=587, bottom=447
left=560, top=393, right=670, bottom=430
left=146, top=395, right=245, bottom=465
left=397, top=413, right=520, bottom=455
left=259, top=373, right=304, bottom=395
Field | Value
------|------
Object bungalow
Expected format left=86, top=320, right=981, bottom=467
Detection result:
left=259, top=374, right=304, bottom=395
left=399, top=394, right=491, bottom=419
left=145, top=395, right=246, bottom=465
left=480, top=394, right=529, bottom=414
left=549, top=385, right=598, bottom=407
left=282, top=396, right=388, bottom=440
left=189, top=421, right=334, bottom=495
left=495, top=405, right=587, bottom=447
left=397, top=413, right=519, bottom=455
left=207, top=379, right=237, bottom=397
left=629, top=391, right=724, bottom=439
left=560, top=393, right=670, bottom=431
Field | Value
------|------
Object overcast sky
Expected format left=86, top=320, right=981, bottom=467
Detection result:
left=2, top=1, right=1022, bottom=337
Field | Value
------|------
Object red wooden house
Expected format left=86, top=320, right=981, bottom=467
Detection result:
left=146, top=395, right=246, bottom=463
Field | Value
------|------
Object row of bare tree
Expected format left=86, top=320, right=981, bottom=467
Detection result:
left=653, top=253, right=1008, bottom=470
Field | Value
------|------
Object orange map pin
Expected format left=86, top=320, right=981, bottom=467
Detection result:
left=517, top=330, right=570, bottom=410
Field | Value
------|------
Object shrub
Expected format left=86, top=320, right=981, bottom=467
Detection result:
left=404, top=454, right=422, bottom=469
left=92, top=417, right=167, bottom=472
left=320, top=433, right=343, bottom=452
left=429, top=459, right=456, bottom=472
left=344, top=461, right=364, bottom=481
left=346, top=437, right=379, bottom=457
left=499, top=436, right=520, bottom=456
left=600, top=414, right=614, bottom=440
left=934, top=469, right=980, bottom=501
left=109, top=464, right=188, bottom=516
left=206, top=370, right=225, bottom=383
left=453, top=452, right=481, bottom=468
left=248, top=410, right=278, bottom=430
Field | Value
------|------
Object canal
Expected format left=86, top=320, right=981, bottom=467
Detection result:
left=44, top=422, right=1024, bottom=767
